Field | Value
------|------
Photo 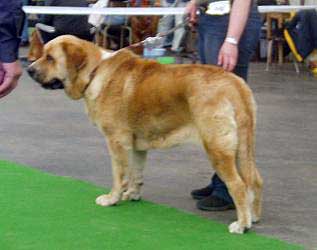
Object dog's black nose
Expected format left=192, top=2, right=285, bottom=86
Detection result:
left=27, top=67, right=36, bottom=77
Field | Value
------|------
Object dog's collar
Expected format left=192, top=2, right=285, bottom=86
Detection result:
left=83, top=50, right=116, bottom=97
left=89, top=66, right=98, bottom=84
left=83, top=66, right=99, bottom=95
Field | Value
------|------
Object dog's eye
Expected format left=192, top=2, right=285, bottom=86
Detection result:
left=46, top=54, right=54, bottom=63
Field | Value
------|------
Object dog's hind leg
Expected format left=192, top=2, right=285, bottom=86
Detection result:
left=237, top=126, right=263, bottom=223
left=204, top=139, right=252, bottom=233
left=122, top=150, right=147, bottom=201
left=251, top=167, right=263, bottom=223
left=198, top=100, right=252, bottom=234
left=236, top=105, right=263, bottom=223
left=96, top=136, right=130, bottom=206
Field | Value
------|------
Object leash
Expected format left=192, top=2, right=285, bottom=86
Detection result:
left=127, top=16, right=190, bottom=49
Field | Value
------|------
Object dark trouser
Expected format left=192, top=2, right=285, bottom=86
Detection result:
left=197, top=5, right=262, bottom=203
left=40, top=30, right=93, bottom=44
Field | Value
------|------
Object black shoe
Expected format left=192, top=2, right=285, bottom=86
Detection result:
left=196, top=195, right=235, bottom=211
left=191, top=186, right=213, bottom=200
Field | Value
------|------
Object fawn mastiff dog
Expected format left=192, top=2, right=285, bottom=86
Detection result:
left=28, top=35, right=263, bottom=234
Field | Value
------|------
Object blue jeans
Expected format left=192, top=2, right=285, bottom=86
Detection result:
left=198, top=4, right=261, bottom=80
left=21, top=0, right=29, bottom=42
left=198, top=5, right=261, bottom=203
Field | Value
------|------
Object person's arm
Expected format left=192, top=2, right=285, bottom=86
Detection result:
left=0, top=1, right=21, bottom=63
left=0, top=62, right=22, bottom=98
left=226, top=0, right=252, bottom=44
left=0, top=0, right=23, bottom=98
left=186, top=0, right=197, bottom=24
left=217, top=0, right=252, bottom=71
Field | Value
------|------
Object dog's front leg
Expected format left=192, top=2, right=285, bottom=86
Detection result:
left=96, top=137, right=129, bottom=206
left=122, top=150, right=147, bottom=201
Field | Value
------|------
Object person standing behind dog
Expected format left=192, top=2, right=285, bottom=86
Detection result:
left=0, top=0, right=23, bottom=98
left=39, top=0, right=93, bottom=43
left=186, top=0, right=261, bottom=211
left=157, top=0, right=189, bottom=53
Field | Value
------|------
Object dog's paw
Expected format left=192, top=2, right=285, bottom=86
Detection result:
left=228, top=221, right=250, bottom=234
left=96, top=194, right=119, bottom=206
left=122, top=190, right=141, bottom=201
left=251, top=213, right=260, bottom=224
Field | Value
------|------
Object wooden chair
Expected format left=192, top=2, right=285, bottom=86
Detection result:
left=266, top=0, right=306, bottom=71
left=101, top=0, right=133, bottom=49
left=265, top=12, right=291, bottom=69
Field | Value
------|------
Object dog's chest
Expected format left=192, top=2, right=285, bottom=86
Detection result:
left=84, top=100, right=97, bottom=124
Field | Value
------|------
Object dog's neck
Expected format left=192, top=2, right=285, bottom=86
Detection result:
left=83, top=48, right=116, bottom=100
left=83, top=48, right=139, bottom=101
left=100, top=49, right=115, bottom=60
left=89, top=48, right=115, bottom=74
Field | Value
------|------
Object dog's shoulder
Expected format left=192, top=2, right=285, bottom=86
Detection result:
left=98, top=49, right=161, bottom=77
left=110, top=49, right=139, bottom=63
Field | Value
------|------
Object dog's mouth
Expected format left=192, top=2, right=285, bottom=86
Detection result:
left=41, top=78, right=64, bottom=90
left=27, top=66, right=64, bottom=90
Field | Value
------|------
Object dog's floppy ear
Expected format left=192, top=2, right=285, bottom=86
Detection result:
left=62, top=42, right=87, bottom=71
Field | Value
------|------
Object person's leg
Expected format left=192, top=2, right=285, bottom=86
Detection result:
left=234, top=41, right=255, bottom=81
left=21, top=0, right=29, bottom=45
left=171, top=14, right=185, bottom=52
left=203, top=34, right=224, bottom=65
left=197, top=23, right=224, bottom=64
left=235, top=30, right=261, bottom=80
left=197, top=27, right=206, bottom=64
left=235, top=5, right=262, bottom=80
left=211, top=174, right=233, bottom=203
left=157, top=1, right=174, bottom=48
left=171, top=1, right=187, bottom=52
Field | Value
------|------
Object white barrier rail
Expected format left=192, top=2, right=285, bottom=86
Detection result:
left=23, top=5, right=317, bottom=16
left=23, top=6, right=186, bottom=15
left=259, top=5, right=317, bottom=13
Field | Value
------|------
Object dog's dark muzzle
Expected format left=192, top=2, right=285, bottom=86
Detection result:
left=41, top=79, right=64, bottom=90
left=27, top=66, right=64, bottom=90
left=27, top=66, right=36, bottom=79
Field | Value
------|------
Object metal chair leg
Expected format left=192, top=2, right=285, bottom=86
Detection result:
left=290, top=53, right=300, bottom=74
left=266, top=39, right=273, bottom=71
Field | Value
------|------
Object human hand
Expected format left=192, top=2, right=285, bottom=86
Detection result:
left=0, top=61, right=22, bottom=98
left=217, top=41, right=238, bottom=72
left=186, top=1, right=197, bottom=24
left=0, top=66, right=4, bottom=84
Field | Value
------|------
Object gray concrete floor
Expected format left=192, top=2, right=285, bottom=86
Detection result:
left=0, top=59, right=316, bottom=249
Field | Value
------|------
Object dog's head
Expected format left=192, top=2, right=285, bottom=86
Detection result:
left=28, top=35, right=97, bottom=100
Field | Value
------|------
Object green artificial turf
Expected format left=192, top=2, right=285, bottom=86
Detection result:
left=0, top=160, right=303, bottom=250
